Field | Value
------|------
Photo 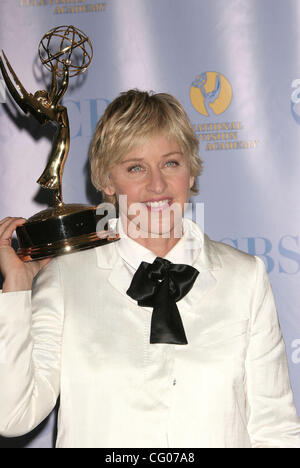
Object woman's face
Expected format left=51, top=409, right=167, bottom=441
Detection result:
left=103, top=132, right=194, bottom=238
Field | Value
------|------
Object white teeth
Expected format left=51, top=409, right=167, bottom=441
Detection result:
left=145, top=199, right=170, bottom=207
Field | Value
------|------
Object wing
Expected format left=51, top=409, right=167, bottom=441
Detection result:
left=0, top=51, right=51, bottom=125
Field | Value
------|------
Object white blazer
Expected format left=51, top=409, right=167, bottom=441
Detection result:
left=0, top=220, right=299, bottom=448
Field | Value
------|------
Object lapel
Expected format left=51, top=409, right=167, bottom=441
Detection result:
left=95, top=241, right=139, bottom=306
left=95, top=222, right=222, bottom=309
left=180, top=222, right=222, bottom=309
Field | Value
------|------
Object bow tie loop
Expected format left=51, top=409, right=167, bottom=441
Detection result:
left=126, top=257, right=199, bottom=345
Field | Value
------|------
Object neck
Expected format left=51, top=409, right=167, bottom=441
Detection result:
left=132, top=235, right=181, bottom=258
left=120, top=215, right=183, bottom=257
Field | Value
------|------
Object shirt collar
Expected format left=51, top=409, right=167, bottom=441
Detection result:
left=113, top=217, right=202, bottom=272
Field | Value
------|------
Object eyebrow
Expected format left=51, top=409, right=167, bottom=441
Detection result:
left=121, top=151, right=183, bottom=164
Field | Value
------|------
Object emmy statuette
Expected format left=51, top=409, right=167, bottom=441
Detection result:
left=0, top=25, right=119, bottom=261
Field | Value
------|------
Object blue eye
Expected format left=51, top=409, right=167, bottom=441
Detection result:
left=165, top=161, right=179, bottom=167
left=128, top=165, right=142, bottom=173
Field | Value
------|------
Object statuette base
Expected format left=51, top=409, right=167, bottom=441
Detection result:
left=16, top=204, right=119, bottom=261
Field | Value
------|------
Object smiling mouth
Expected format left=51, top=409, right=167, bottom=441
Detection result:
left=143, top=199, right=172, bottom=211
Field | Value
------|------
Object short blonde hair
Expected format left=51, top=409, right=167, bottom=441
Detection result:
left=89, top=89, right=203, bottom=204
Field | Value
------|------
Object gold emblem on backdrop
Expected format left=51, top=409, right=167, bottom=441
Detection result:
left=190, top=72, right=258, bottom=151
left=190, top=72, right=232, bottom=117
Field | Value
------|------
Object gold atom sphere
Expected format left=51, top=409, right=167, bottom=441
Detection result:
left=38, top=25, right=93, bottom=78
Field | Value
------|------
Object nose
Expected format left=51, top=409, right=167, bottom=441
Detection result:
left=146, top=167, right=167, bottom=194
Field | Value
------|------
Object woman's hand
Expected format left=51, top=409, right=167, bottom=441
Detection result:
left=0, top=217, right=51, bottom=292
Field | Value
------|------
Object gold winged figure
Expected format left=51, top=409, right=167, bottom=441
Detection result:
left=0, top=51, right=69, bottom=205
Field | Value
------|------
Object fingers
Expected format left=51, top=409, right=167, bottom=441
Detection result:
left=0, top=217, right=26, bottom=227
left=0, top=217, right=14, bottom=226
left=0, top=217, right=27, bottom=243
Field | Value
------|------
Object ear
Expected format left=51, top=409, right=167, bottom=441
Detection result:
left=102, top=185, right=116, bottom=197
left=101, top=174, right=116, bottom=197
left=189, top=175, right=195, bottom=189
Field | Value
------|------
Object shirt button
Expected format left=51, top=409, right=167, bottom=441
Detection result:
left=173, top=379, right=177, bottom=386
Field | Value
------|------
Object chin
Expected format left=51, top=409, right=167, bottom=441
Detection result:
left=144, top=220, right=183, bottom=239
left=123, top=206, right=184, bottom=239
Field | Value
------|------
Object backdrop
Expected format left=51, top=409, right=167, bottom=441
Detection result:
left=0, top=0, right=300, bottom=448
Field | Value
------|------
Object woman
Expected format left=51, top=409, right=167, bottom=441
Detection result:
left=0, top=90, right=299, bottom=448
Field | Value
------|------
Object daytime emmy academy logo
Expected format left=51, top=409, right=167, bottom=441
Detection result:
left=190, top=72, right=232, bottom=117
left=18, top=0, right=107, bottom=15
left=191, top=71, right=258, bottom=151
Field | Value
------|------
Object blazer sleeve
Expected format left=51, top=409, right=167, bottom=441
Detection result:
left=0, top=258, right=64, bottom=437
left=245, top=256, right=300, bottom=448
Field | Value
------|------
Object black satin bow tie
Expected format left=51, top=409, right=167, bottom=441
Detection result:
left=126, top=257, right=199, bottom=345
